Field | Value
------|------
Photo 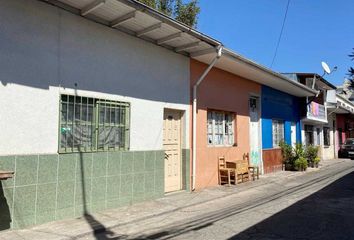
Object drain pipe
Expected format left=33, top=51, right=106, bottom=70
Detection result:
left=192, top=45, right=223, bottom=191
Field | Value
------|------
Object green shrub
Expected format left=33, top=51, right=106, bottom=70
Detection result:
left=279, top=140, right=294, bottom=170
left=294, top=143, right=305, bottom=159
left=313, top=156, right=320, bottom=167
left=294, top=157, right=308, bottom=171
left=305, top=145, right=319, bottom=167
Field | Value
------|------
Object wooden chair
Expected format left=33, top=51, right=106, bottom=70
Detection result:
left=235, top=160, right=250, bottom=183
left=244, top=153, right=260, bottom=181
left=218, top=157, right=236, bottom=185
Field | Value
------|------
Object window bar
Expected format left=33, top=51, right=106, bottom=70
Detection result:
left=95, top=100, right=99, bottom=151
left=108, top=102, right=111, bottom=150
left=72, top=96, right=76, bottom=152
left=119, top=105, right=122, bottom=150
left=66, top=97, right=69, bottom=152
left=79, top=96, right=82, bottom=151
left=103, top=100, right=106, bottom=151
left=125, top=105, right=129, bottom=150
left=116, top=105, right=118, bottom=149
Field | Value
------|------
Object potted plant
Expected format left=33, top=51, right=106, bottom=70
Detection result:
left=313, top=156, right=320, bottom=168
left=294, top=156, right=308, bottom=171
left=305, top=145, right=319, bottom=168
left=280, top=141, right=294, bottom=170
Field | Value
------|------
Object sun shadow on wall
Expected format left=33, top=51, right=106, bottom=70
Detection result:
left=78, top=151, right=116, bottom=240
left=229, top=171, right=354, bottom=240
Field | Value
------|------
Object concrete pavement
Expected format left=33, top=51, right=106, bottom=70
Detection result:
left=1, top=158, right=353, bottom=240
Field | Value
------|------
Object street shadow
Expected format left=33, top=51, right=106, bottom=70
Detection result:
left=78, top=151, right=116, bottom=240
left=229, top=171, right=354, bottom=240
left=0, top=184, right=11, bottom=231
left=93, top=171, right=354, bottom=239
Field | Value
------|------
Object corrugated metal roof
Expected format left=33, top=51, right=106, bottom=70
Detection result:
left=49, top=0, right=220, bottom=55
left=44, top=0, right=317, bottom=97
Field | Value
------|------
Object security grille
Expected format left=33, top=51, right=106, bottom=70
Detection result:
left=59, top=95, right=130, bottom=152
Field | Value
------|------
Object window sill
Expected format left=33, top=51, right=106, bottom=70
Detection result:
left=207, top=144, right=237, bottom=148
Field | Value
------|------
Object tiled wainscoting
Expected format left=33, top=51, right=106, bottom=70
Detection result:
left=0, top=150, right=167, bottom=230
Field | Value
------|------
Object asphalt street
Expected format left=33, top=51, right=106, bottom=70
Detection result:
left=81, top=159, right=354, bottom=240
left=2, top=159, right=353, bottom=240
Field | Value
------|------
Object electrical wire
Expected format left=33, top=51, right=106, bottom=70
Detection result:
left=270, top=0, right=291, bottom=69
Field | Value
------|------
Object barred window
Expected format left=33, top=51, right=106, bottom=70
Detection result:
left=272, top=120, right=284, bottom=148
left=323, top=127, right=330, bottom=146
left=60, top=95, right=130, bottom=152
left=207, top=111, right=235, bottom=146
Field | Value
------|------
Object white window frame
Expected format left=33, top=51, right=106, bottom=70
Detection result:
left=207, top=110, right=235, bottom=146
left=272, top=119, right=284, bottom=148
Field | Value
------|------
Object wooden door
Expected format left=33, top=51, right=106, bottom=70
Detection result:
left=163, top=109, right=182, bottom=193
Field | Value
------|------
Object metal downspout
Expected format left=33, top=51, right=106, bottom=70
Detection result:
left=192, top=46, right=223, bottom=191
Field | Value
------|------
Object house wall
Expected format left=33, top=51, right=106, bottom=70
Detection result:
left=322, top=113, right=335, bottom=160
left=0, top=0, right=190, bottom=155
left=261, top=86, right=302, bottom=173
left=190, top=60, right=261, bottom=190
left=336, top=114, right=348, bottom=155
left=0, top=0, right=190, bottom=230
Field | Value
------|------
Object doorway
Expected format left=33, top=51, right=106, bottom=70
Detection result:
left=163, top=109, right=182, bottom=193
left=249, top=97, right=262, bottom=172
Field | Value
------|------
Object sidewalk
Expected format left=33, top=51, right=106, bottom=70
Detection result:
left=0, top=158, right=349, bottom=240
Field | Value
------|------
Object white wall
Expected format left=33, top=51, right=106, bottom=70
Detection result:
left=0, top=0, right=190, bottom=155
left=322, top=114, right=335, bottom=160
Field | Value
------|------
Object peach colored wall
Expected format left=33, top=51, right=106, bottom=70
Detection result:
left=190, top=59, right=261, bottom=190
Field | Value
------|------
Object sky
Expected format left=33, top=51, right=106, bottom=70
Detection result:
left=196, top=0, right=354, bottom=86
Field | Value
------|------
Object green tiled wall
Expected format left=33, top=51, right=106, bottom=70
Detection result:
left=0, top=150, right=164, bottom=230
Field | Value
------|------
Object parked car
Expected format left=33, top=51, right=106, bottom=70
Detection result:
left=338, top=138, right=354, bottom=158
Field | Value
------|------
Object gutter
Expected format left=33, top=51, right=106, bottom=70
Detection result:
left=125, top=0, right=222, bottom=47
left=192, top=46, right=223, bottom=191
left=222, top=48, right=319, bottom=96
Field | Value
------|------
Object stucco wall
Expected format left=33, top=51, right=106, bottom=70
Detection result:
left=190, top=60, right=261, bottom=189
left=322, top=114, right=335, bottom=160
left=261, top=86, right=302, bottom=149
left=0, top=0, right=190, bottom=155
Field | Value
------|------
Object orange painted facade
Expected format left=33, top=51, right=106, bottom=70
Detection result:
left=190, top=59, right=261, bottom=190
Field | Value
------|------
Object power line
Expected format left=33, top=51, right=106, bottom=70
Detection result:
left=270, top=0, right=291, bottom=69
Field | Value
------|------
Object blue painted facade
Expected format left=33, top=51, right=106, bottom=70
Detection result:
left=261, top=86, right=302, bottom=149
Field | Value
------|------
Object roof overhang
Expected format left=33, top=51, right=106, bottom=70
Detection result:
left=44, top=0, right=317, bottom=97
left=45, top=0, right=221, bottom=55
left=193, top=48, right=318, bottom=97
left=333, top=94, right=354, bottom=114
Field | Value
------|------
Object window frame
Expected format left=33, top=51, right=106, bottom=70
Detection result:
left=323, top=127, right=330, bottom=147
left=58, top=94, right=130, bottom=153
left=207, top=110, right=236, bottom=147
left=272, top=119, right=285, bottom=148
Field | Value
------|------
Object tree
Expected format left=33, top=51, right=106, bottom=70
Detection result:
left=137, top=0, right=200, bottom=28
left=137, top=0, right=156, bottom=8
left=174, top=0, right=200, bottom=28
left=348, top=48, right=354, bottom=82
left=157, top=0, right=173, bottom=16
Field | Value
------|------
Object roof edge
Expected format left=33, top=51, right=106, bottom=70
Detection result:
left=222, top=48, right=318, bottom=96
